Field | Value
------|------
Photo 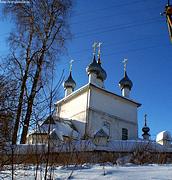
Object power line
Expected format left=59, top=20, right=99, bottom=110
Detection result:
left=60, top=42, right=170, bottom=68
left=72, top=17, right=161, bottom=39
left=71, top=4, right=162, bottom=26
left=68, top=33, right=166, bottom=56
left=74, top=16, right=160, bottom=36
left=103, top=43, right=170, bottom=58
left=71, top=0, right=148, bottom=18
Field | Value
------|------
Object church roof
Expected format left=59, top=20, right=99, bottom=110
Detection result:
left=119, top=71, right=133, bottom=90
left=55, top=83, right=141, bottom=107
left=29, top=116, right=79, bottom=141
left=86, top=55, right=107, bottom=81
left=63, top=72, right=76, bottom=89
left=86, top=55, right=102, bottom=75
left=97, top=60, right=107, bottom=81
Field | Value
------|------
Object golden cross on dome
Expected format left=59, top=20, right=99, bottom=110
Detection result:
left=97, top=42, right=103, bottom=56
left=92, top=42, right=98, bottom=55
left=122, top=58, right=128, bottom=72
left=69, top=59, right=74, bottom=72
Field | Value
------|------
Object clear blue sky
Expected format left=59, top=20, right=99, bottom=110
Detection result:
left=0, top=0, right=172, bottom=139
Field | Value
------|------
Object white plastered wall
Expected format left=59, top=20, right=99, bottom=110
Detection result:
left=56, top=90, right=88, bottom=136
left=87, top=86, right=138, bottom=140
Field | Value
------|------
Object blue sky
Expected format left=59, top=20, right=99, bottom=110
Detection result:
left=0, top=0, right=172, bottom=139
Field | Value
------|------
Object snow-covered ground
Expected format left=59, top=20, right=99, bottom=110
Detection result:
left=1, top=164, right=172, bottom=180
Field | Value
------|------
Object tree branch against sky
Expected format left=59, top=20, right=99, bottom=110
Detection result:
left=2, top=0, right=72, bottom=144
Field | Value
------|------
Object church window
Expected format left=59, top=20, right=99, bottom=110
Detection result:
left=122, top=128, right=128, bottom=140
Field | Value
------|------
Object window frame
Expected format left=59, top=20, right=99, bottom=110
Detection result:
left=122, top=128, right=128, bottom=140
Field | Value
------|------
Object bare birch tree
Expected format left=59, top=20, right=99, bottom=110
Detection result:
left=3, top=0, right=72, bottom=144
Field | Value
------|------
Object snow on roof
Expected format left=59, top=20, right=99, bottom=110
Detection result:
left=3, top=139, right=172, bottom=155
left=53, top=140, right=96, bottom=152
left=30, top=117, right=80, bottom=141
left=95, top=140, right=171, bottom=152
left=156, top=131, right=172, bottom=142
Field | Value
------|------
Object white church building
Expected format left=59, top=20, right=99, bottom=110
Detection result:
left=55, top=42, right=141, bottom=141
left=27, top=42, right=154, bottom=145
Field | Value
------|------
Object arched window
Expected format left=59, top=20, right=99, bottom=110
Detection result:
left=122, top=128, right=128, bottom=140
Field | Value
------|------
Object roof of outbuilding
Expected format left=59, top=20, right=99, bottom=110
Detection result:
left=29, top=116, right=80, bottom=141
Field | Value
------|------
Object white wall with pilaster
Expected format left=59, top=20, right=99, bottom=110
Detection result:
left=87, top=86, right=138, bottom=140
left=55, top=90, right=88, bottom=136
left=89, top=73, right=104, bottom=88
left=55, top=84, right=139, bottom=140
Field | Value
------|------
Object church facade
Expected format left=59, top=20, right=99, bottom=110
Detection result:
left=55, top=83, right=141, bottom=140
left=27, top=42, right=146, bottom=145
left=55, top=42, right=141, bottom=141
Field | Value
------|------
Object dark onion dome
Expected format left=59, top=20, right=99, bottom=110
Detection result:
left=97, top=57, right=107, bottom=81
left=86, top=55, right=101, bottom=75
left=142, top=126, right=150, bottom=135
left=142, top=120, right=150, bottom=136
left=119, top=71, right=133, bottom=90
left=63, top=72, right=76, bottom=90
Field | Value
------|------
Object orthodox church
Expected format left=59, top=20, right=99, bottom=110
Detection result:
left=27, top=42, right=152, bottom=145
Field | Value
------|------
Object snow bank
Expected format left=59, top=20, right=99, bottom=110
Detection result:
left=1, top=164, right=172, bottom=180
